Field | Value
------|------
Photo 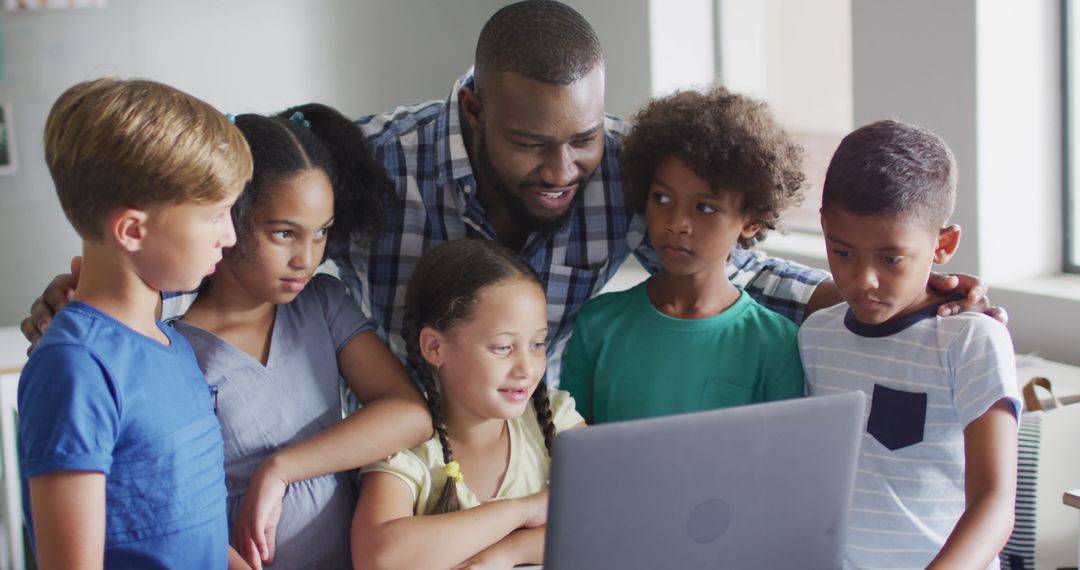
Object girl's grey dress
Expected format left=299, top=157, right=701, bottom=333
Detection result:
left=172, top=274, right=373, bottom=570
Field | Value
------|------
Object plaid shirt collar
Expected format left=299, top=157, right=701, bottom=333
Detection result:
left=434, top=69, right=478, bottom=189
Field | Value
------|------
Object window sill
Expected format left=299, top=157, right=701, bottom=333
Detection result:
left=996, top=273, right=1080, bottom=303
left=757, top=230, right=828, bottom=271
left=760, top=231, right=1080, bottom=366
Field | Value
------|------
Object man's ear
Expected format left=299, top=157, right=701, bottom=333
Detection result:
left=419, top=326, right=448, bottom=370
left=459, top=84, right=483, bottom=131
left=111, top=208, right=149, bottom=253
left=934, top=224, right=962, bottom=264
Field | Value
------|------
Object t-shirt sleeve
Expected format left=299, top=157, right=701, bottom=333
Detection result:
left=548, top=389, right=585, bottom=432
left=557, top=312, right=598, bottom=423
left=310, top=274, right=376, bottom=353
left=18, top=345, right=120, bottom=478
left=360, top=448, right=429, bottom=506
left=949, top=316, right=1022, bottom=427
left=631, top=233, right=662, bottom=275
left=161, top=290, right=198, bottom=321
left=763, top=319, right=806, bottom=401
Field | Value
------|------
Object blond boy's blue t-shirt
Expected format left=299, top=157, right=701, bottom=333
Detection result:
left=559, top=281, right=804, bottom=423
left=18, top=301, right=228, bottom=569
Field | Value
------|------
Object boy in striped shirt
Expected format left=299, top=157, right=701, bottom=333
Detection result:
left=799, top=120, right=1020, bottom=570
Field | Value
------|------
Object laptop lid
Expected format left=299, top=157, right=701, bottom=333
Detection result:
left=544, top=392, right=866, bottom=570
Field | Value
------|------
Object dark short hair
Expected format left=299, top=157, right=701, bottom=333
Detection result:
left=822, top=120, right=956, bottom=230
left=474, top=0, right=603, bottom=87
left=621, top=86, right=805, bottom=248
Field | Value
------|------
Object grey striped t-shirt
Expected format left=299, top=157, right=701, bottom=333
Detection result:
left=799, top=302, right=1020, bottom=570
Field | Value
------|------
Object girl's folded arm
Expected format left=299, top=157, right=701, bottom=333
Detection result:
left=234, top=330, right=432, bottom=567
left=263, top=329, right=431, bottom=481
left=454, top=525, right=547, bottom=568
left=352, top=471, right=543, bottom=570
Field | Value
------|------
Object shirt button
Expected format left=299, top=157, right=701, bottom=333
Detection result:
left=463, top=187, right=473, bottom=194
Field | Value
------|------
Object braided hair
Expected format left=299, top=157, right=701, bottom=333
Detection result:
left=402, top=238, right=557, bottom=514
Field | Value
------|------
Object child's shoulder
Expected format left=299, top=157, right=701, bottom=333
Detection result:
left=541, top=389, right=585, bottom=432
left=934, top=311, right=1014, bottom=364
left=362, top=435, right=443, bottom=494
left=305, top=272, right=350, bottom=298
left=902, top=309, right=1013, bottom=359
left=34, top=301, right=147, bottom=360
left=796, top=302, right=848, bottom=336
left=577, top=283, right=642, bottom=320
left=800, top=301, right=849, bottom=328
left=736, top=290, right=802, bottom=335
left=293, top=273, right=356, bottom=314
left=935, top=309, right=1009, bottom=337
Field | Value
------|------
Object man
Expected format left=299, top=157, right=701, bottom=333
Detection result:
left=24, top=0, right=994, bottom=381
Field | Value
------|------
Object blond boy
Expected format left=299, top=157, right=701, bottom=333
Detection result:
left=18, top=78, right=250, bottom=569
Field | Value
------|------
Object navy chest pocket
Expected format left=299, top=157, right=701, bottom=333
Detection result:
left=867, top=384, right=927, bottom=451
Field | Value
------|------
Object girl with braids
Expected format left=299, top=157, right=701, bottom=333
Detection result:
left=172, top=104, right=431, bottom=570
left=352, top=238, right=586, bottom=570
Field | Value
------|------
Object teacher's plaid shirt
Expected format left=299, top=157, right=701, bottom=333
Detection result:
left=164, top=71, right=829, bottom=382
left=332, top=70, right=829, bottom=383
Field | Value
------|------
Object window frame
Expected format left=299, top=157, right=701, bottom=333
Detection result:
left=1064, top=0, right=1080, bottom=273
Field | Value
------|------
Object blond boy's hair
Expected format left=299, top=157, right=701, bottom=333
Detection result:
left=44, top=78, right=252, bottom=239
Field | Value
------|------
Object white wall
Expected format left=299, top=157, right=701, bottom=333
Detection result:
left=849, top=0, right=1080, bottom=366
left=976, top=0, right=1061, bottom=282
left=852, top=0, right=981, bottom=274
left=649, top=0, right=715, bottom=97
left=719, top=0, right=852, bottom=134
left=0, top=0, right=650, bottom=328
left=742, top=0, right=1080, bottom=366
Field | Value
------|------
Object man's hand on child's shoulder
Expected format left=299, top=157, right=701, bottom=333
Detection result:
left=929, top=271, right=1008, bottom=325
left=21, top=256, right=81, bottom=354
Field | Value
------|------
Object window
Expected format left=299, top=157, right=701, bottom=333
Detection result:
left=713, top=0, right=852, bottom=238
left=1065, top=0, right=1080, bottom=272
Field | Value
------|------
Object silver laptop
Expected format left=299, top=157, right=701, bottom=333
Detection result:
left=544, top=392, right=866, bottom=570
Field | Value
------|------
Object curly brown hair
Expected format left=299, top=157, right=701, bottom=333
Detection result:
left=620, top=86, right=805, bottom=248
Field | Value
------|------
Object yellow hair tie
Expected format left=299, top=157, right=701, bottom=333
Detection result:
left=444, top=461, right=464, bottom=484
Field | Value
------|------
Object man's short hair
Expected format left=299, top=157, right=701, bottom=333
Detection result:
left=474, top=0, right=603, bottom=87
left=822, top=120, right=957, bottom=230
left=44, top=78, right=252, bottom=239
left=621, top=85, right=806, bottom=248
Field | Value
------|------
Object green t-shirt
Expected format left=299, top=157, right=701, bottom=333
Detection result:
left=559, top=281, right=805, bottom=424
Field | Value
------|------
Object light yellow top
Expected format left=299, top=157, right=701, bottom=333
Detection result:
left=362, top=389, right=583, bottom=515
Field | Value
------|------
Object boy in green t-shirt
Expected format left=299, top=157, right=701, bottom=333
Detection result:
left=559, top=87, right=807, bottom=423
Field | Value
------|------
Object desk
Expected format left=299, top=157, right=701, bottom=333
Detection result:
left=0, top=327, right=27, bottom=570
left=1016, top=353, right=1080, bottom=401
left=1066, top=490, right=1080, bottom=568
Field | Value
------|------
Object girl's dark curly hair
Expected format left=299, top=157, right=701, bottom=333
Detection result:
left=620, top=86, right=805, bottom=248
left=230, top=103, right=394, bottom=259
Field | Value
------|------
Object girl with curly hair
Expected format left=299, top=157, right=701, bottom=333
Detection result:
left=173, top=104, right=432, bottom=570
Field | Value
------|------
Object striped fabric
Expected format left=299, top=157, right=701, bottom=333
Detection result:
left=999, top=415, right=1041, bottom=569
left=799, top=302, right=1021, bottom=570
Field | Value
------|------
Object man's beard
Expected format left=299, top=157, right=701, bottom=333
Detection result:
left=477, top=128, right=587, bottom=235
